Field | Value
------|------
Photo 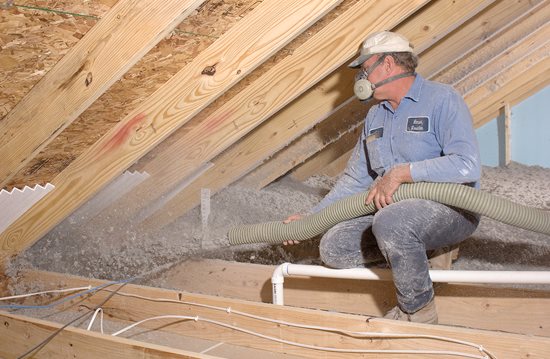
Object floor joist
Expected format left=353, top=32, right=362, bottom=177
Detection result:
left=4, top=269, right=550, bottom=358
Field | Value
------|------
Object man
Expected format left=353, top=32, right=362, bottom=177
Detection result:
left=284, top=31, right=481, bottom=324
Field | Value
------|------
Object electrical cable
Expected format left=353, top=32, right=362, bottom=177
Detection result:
left=0, top=279, right=131, bottom=310
left=16, top=280, right=133, bottom=359
left=10, top=282, right=496, bottom=358
left=0, top=286, right=91, bottom=301
left=111, top=314, right=491, bottom=358
left=104, top=289, right=497, bottom=359
left=86, top=308, right=104, bottom=334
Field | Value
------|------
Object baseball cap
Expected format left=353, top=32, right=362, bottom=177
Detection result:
left=348, top=31, right=414, bottom=68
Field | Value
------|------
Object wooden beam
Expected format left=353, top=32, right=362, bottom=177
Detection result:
left=465, top=44, right=550, bottom=109
left=471, top=59, right=550, bottom=128
left=0, top=0, right=205, bottom=188
left=10, top=269, right=550, bottom=359
left=453, top=21, right=550, bottom=96
left=431, top=0, right=549, bottom=85
left=117, top=0, right=428, bottom=227
left=417, top=0, right=547, bottom=78
left=139, top=0, right=479, bottom=228
left=145, top=259, right=550, bottom=337
left=0, top=0, right=342, bottom=263
left=498, top=103, right=512, bottom=167
left=0, top=312, right=215, bottom=359
left=279, top=1, right=550, bottom=181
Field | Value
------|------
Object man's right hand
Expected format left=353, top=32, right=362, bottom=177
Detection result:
left=282, top=214, right=302, bottom=246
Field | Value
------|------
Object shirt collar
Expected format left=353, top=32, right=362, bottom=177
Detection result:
left=381, top=73, right=423, bottom=111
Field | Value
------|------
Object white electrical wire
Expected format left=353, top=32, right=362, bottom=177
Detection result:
left=87, top=308, right=104, bottom=334
left=0, top=286, right=92, bottom=301
left=110, top=314, right=490, bottom=358
left=104, top=290, right=496, bottom=359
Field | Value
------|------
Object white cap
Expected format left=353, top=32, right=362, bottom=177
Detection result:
left=348, top=31, right=414, bottom=68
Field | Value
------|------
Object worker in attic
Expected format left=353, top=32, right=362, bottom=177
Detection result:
left=283, top=31, right=481, bottom=324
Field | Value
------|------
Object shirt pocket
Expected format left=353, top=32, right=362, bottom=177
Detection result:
left=364, top=138, right=386, bottom=177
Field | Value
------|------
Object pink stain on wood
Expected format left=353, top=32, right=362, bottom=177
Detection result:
left=99, top=113, right=147, bottom=156
left=202, top=111, right=233, bottom=134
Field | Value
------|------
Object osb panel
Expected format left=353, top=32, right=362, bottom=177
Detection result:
left=0, top=2, right=109, bottom=118
left=5, top=0, right=263, bottom=190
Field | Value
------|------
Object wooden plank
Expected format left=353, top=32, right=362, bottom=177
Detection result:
left=498, top=103, right=512, bottom=167
left=418, top=0, right=546, bottom=77
left=472, top=60, right=550, bottom=128
left=464, top=43, right=550, bottom=109
left=121, top=0, right=429, bottom=225
left=454, top=22, right=550, bottom=95
left=149, top=259, right=550, bottom=337
left=0, top=0, right=342, bottom=263
left=139, top=0, right=471, bottom=227
left=11, top=269, right=550, bottom=359
left=431, top=0, right=549, bottom=85
left=0, top=312, right=217, bottom=359
left=0, top=0, right=205, bottom=188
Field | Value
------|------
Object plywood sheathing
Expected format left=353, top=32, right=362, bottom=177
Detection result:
left=3, top=0, right=263, bottom=190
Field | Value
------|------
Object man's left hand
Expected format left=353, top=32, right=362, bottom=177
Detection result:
left=366, top=164, right=412, bottom=209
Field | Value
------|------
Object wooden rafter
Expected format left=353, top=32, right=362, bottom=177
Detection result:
left=126, top=0, right=430, bottom=229
left=0, top=0, right=343, bottom=264
left=0, top=0, right=205, bottom=188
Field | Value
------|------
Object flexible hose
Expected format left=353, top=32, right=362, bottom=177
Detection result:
left=227, top=182, right=550, bottom=245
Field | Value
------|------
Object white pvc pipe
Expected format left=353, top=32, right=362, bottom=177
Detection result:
left=271, top=263, right=550, bottom=305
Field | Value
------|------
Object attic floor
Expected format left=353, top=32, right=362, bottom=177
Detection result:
left=5, top=162, right=550, bottom=292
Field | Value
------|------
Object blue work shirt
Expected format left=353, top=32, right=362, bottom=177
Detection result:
left=312, top=74, right=481, bottom=213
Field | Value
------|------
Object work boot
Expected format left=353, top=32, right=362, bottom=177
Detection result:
left=383, top=298, right=438, bottom=324
left=428, top=245, right=459, bottom=270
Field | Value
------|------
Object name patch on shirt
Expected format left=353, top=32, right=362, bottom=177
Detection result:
left=406, top=116, right=429, bottom=132
left=366, top=127, right=384, bottom=143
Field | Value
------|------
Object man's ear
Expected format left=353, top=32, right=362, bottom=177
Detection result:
left=383, top=55, right=395, bottom=73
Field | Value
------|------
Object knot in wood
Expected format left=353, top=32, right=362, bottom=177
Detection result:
left=202, top=65, right=217, bottom=76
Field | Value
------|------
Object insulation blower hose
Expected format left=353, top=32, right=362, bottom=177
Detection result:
left=227, top=182, right=550, bottom=245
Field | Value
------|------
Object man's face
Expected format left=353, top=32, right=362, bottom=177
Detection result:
left=360, top=55, right=389, bottom=99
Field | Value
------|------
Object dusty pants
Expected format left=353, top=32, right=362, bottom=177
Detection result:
left=319, top=199, right=479, bottom=313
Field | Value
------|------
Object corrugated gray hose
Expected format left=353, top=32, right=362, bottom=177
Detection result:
left=227, top=182, right=550, bottom=245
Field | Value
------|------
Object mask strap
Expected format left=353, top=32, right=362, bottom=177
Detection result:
left=373, top=71, right=416, bottom=88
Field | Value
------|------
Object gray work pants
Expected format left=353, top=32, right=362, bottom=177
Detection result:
left=319, top=199, right=479, bottom=313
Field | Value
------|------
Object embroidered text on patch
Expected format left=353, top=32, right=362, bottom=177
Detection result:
left=407, top=116, right=429, bottom=132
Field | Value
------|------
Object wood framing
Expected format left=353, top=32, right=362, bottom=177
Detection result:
left=0, top=0, right=342, bottom=264
left=140, top=1, right=472, bottom=227
left=119, top=0, right=429, bottom=226
left=0, top=312, right=214, bottom=359
left=0, top=0, right=205, bottom=188
left=498, top=103, right=512, bottom=167
left=147, top=259, right=550, bottom=337
left=6, top=269, right=550, bottom=359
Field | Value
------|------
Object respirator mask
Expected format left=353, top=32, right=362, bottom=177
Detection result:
left=353, top=54, right=416, bottom=101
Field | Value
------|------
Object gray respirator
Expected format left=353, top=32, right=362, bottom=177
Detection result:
left=353, top=55, right=415, bottom=101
